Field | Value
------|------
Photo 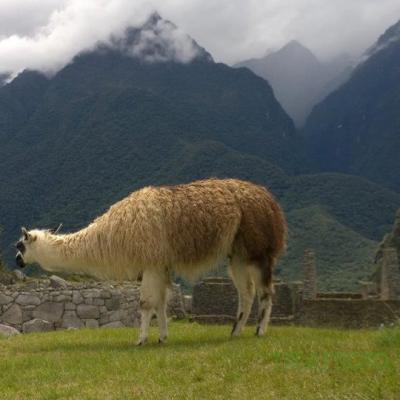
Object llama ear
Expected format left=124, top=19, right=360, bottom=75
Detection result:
left=50, top=223, right=63, bottom=234
left=21, top=227, right=32, bottom=241
left=21, top=227, right=28, bottom=239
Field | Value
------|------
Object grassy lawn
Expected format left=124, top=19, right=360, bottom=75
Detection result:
left=0, top=322, right=399, bottom=400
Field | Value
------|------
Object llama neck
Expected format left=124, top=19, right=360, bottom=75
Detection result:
left=38, top=229, right=95, bottom=274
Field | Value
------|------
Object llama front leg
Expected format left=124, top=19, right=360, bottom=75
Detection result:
left=138, top=306, right=153, bottom=346
left=156, top=300, right=168, bottom=344
left=137, top=269, right=169, bottom=345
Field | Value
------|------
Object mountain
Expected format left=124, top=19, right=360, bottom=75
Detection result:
left=0, top=14, right=396, bottom=290
left=0, top=73, right=9, bottom=87
left=303, top=19, right=400, bottom=192
left=234, top=41, right=351, bottom=127
left=0, top=15, right=298, bottom=258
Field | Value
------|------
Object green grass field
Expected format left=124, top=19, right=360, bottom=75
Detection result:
left=0, top=322, right=399, bottom=400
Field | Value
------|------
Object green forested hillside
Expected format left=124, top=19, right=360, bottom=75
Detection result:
left=282, top=173, right=400, bottom=240
left=303, top=19, right=400, bottom=191
left=280, top=206, right=377, bottom=290
left=0, top=16, right=397, bottom=290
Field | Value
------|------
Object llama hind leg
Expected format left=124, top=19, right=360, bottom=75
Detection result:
left=229, top=261, right=255, bottom=337
left=253, top=258, right=274, bottom=337
left=138, top=269, right=169, bottom=345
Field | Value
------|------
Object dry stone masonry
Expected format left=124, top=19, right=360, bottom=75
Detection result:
left=302, top=249, right=317, bottom=300
left=2, top=245, right=400, bottom=335
left=381, top=248, right=400, bottom=300
left=0, top=276, right=186, bottom=334
left=191, top=246, right=400, bottom=329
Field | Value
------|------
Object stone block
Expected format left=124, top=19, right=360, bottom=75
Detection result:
left=33, top=302, right=64, bottom=322
left=72, top=291, right=83, bottom=304
left=100, top=289, right=111, bottom=299
left=101, top=321, right=125, bottom=328
left=93, top=298, right=104, bottom=306
left=50, top=275, right=68, bottom=289
left=22, top=318, right=53, bottom=333
left=77, top=304, right=99, bottom=319
left=82, top=289, right=101, bottom=298
left=55, top=295, right=71, bottom=302
left=108, top=310, right=122, bottom=322
left=22, top=308, right=34, bottom=322
left=0, top=294, right=13, bottom=305
left=65, top=302, right=76, bottom=311
left=105, top=297, right=120, bottom=311
left=85, top=319, right=99, bottom=328
left=62, top=311, right=84, bottom=329
left=16, top=293, right=41, bottom=306
left=0, top=323, right=20, bottom=337
left=1, top=304, right=23, bottom=325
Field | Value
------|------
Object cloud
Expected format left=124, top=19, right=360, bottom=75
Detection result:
left=0, top=0, right=167, bottom=76
left=160, top=0, right=400, bottom=63
left=124, top=16, right=202, bottom=63
left=0, top=0, right=399, bottom=76
left=0, top=0, right=202, bottom=75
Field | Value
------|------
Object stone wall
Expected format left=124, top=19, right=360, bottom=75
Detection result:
left=191, top=277, right=302, bottom=325
left=296, top=299, right=400, bottom=328
left=191, top=277, right=400, bottom=329
left=0, top=278, right=185, bottom=333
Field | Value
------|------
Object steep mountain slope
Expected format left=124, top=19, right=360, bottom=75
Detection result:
left=0, top=73, right=9, bottom=87
left=303, top=19, right=400, bottom=191
left=0, top=15, right=396, bottom=290
left=0, top=15, right=299, bottom=259
left=282, top=173, right=400, bottom=240
left=281, top=206, right=377, bottom=291
left=0, top=71, right=49, bottom=140
left=235, top=41, right=351, bottom=127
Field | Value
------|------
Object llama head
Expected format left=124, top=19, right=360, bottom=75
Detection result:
left=15, top=225, right=62, bottom=269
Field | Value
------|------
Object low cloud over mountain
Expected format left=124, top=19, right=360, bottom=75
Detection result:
left=0, top=0, right=400, bottom=76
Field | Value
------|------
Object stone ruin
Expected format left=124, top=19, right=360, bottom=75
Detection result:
left=1, top=223, right=400, bottom=335
left=0, top=276, right=186, bottom=335
left=191, top=248, right=400, bottom=329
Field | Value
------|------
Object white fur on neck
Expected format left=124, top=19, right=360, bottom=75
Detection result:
left=29, top=230, right=90, bottom=275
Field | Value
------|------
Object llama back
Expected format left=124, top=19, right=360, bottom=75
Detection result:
left=86, top=179, right=286, bottom=278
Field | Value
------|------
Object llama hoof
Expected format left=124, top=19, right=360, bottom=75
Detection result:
left=255, top=326, right=264, bottom=337
left=230, top=321, right=239, bottom=337
left=158, top=337, right=167, bottom=344
left=136, top=338, right=147, bottom=346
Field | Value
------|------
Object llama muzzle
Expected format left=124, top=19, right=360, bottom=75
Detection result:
left=15, top=252, right=26, bottom=268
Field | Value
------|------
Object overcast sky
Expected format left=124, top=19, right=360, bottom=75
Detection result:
left=0, top=0, right=400, bottom=75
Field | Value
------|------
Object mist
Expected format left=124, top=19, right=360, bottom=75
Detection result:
left=0, top=0, right=399, bottom=76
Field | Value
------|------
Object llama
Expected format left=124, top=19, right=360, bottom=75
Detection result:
left=15, top=178, right=287, bottom=344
